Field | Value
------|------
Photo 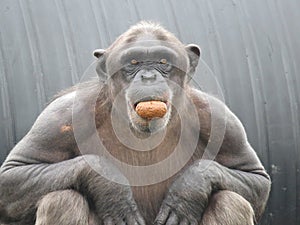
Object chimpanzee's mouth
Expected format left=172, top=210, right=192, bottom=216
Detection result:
left=133, top=96, right=168, bottom=107
left=132, top=99, right=169, bottom=121
left=126, top=97, right=172, bottom=133
left=133, top=99, right=169, bottom=109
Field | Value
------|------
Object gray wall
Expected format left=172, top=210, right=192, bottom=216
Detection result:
left=0, top=0, right=299, bottom=224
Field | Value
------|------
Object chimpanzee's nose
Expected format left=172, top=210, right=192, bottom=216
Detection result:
left=141, top=70, right=157, bottom=81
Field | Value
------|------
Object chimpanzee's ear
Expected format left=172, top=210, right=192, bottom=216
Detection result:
left=93, top=49, right=105, bottom=58
left=93, top=49, right=108, bottom=81
left=185, top=44, right=201, bottom=76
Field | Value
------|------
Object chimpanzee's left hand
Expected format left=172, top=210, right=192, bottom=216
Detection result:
left=154, top=160, right=220, bottom=225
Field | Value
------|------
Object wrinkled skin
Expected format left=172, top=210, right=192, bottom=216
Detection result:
left=0, top=21, right=270, bottom=225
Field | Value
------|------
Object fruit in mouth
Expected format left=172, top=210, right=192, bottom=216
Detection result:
left=135, top=101, right=167, bottom=120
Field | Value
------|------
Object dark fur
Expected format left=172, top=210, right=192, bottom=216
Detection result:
left=0, top=21, right=270, bottom=225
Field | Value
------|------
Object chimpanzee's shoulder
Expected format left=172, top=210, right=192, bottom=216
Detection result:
left=188, top=87, right=228, bottom=112
left=50, top=78, right=103, bottom=104
left=30, top=80, right=105, bottom=134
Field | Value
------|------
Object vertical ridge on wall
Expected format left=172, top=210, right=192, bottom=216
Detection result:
left=164, top=1, right=180, bottom=39
left=19, top=0, right=47, bottom=111
left=89, top=0, right=106, bottom=48
left=239, top=0, right=272, bottom=191
left=0, top=32, right=15, bottom=161
left=202, top=0, right=229, bottom=101
left=54, top=0, right=79, bottom=85
left=237, top=0, right=270, bottom=164
left=95, top=0, right=113, bottom=45
left=275, top=0, right=300, bottom=151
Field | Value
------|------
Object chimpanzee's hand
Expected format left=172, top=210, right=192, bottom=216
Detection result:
left=78, top=155, right=146, bottom=225
left=155, top=160, right=220, bottom=225
left=97, top=183, right=145, bottom=225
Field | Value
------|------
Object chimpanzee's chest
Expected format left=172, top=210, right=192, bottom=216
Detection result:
left=131, top=179, right=172, bottom=224
left=94, top=121, right=205, bottom=224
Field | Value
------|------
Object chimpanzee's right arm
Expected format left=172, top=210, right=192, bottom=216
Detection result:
left=0, top=92, right=143, bottom=224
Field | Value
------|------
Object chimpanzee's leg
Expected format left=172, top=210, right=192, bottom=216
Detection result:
left=200, top=190, right=254, bottom=225
left=35, top=190, right=97, bottom=225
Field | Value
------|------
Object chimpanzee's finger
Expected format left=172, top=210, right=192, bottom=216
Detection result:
left=154, top=205, right=172, bottom=225
left=165, top=212, right=179, bottom=225
left=116, top=219, right=126, bottom=225
left=134, top=211, right=146, bottom=225
left=125, top=213, right=139, bottom=225
left=179, top=217, right=189, bottom=225
left=104, top=217, right=114, bottom=225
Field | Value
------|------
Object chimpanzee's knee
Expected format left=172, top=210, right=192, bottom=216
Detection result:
left=200, top=190, right=254, bottom=225
left=35, top=190, right=96, bottom=225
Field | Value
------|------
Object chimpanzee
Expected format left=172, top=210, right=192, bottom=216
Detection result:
left=0, top=21, right=270, bottom=225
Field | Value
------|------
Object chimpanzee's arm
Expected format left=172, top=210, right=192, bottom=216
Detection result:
left=156, top=91, right=271, bottom=224
left=0, top=92, right=142, bottom=224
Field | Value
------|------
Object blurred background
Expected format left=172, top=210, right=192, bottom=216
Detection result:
left=0, top=0, right=299, bottom=224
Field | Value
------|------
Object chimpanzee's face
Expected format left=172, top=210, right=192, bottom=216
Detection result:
left=94, top=37, right=200, bottom=134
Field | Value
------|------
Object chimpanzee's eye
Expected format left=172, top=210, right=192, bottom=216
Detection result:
left=160, top=59, right=167, bottom=64
left=157, top=59, right=172, bottom=75
left=124, top=59, right=140, bottom=72
left=131, top=59, right=139, bottom=65
left=122, top=60, right=141, bottom=79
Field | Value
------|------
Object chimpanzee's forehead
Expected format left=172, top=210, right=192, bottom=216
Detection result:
left=110, top=39, right=184, bottom=55
left=124, top=31, right=177, bottom=44
left=119, top=46, right=179, bottom=62
left=108, top=40, right=186, bottom=61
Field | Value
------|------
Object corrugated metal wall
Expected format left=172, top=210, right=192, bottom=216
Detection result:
left=0, top=0, right=299, bottom=224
